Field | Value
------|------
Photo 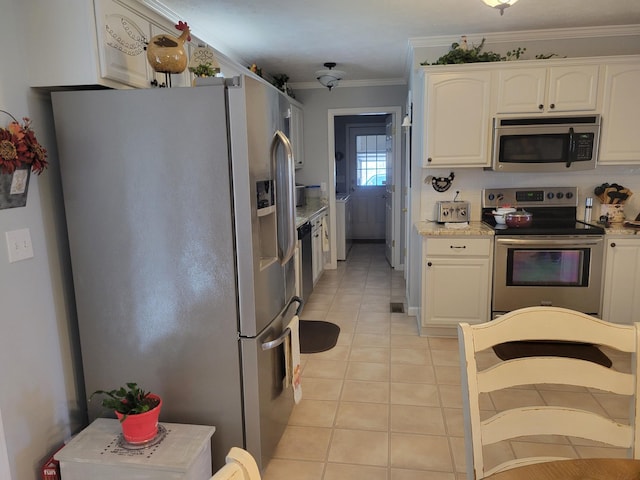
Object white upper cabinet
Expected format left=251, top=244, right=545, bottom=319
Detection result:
left=96, top=0, right=153, bottom=88
left=289, top=104, right=304, bottom=169
left=423, top=70, right=492, bottom=167
left=598, top=61, right=640, bottom=165
left=495, top=64, right=599, bottom=114
left=28, top=0, right=198, bottom=89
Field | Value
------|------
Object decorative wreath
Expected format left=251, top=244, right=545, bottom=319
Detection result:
left=0, top=110, right=48, bottom=175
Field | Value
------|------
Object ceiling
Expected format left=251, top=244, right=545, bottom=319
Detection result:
left=152, top=0, right=640, bottom=87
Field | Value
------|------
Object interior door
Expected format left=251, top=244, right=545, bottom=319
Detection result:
left=384, top=115, right=394, bottom=265
left=349, top=125, right=386, bottom=240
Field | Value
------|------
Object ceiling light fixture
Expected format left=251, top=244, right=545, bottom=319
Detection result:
left=315, top=62, right=346, bottom=91
left=482, top=0, right=519, bottom=15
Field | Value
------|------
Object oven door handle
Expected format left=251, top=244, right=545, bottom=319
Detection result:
left=497, top=238, right=603, bottom=247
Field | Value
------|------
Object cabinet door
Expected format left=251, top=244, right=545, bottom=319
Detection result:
left=495, top=65, right=598, bottom=114
left=495, top=67, right=547, bottom=114
left=599, top=63, right=640, bottom=165
left=547, top=65, right=599, bottom=112
left=424, top=72, right=491, bottom=167
left=290, top=104, right=304, bottom=168
left=602, top=238, right=640, bottom=324
left=95, top=0, right=152, bottom=88
left=422, top=257, right=490, bottom=327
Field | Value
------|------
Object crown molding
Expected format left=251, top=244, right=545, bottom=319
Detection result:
left=290, top=78, right=407, bottom=90
left=408, top=24, right=640, bottom=49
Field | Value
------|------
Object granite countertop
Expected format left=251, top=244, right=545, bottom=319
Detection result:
left=415, top=221, right=495, bottom=237
left=605, top=224, right=640, bottom=235
left=296, top=199, right=327, bottom=228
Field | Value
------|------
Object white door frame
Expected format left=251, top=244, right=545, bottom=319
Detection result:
left=327, top=106, right=402, bottom=269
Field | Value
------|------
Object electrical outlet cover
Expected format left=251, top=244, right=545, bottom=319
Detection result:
left=6, top=228, right=34, bottom=263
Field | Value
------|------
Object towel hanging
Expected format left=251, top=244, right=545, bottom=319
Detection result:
left=321, top=217, right=329, bottom=252
left=284, top=315, right=302, bottom=404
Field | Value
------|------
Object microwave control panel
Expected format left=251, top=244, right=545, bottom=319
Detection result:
left=575, top=133, right=595, bottom=160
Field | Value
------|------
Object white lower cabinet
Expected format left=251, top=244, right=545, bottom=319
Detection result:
left=421, top=237, right=492, bottom=335
left=602, top=236, right=640, bottom=324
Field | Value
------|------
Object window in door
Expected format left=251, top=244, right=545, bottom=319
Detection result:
left=356, top=134, right=387, bottom=186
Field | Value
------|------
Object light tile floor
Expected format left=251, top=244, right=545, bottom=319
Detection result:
left=263, top=243, right=630, bottom=480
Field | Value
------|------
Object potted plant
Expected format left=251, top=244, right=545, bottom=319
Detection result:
left=90, top=382, right=162, bottom=444
left=189, top=61, right=220, bottom=78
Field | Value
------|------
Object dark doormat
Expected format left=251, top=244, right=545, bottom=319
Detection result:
left=493, top=341, right=612, bottom=368
left=299, top=320, right=341, bottom=354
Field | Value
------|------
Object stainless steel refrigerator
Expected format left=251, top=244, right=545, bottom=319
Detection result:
left=51, top=76, right=299, bottom=470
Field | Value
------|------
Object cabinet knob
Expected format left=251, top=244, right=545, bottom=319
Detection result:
left=549, top=103, right=555, bottom=109
left=538, top=104, right=544, bottom=110
left=427, top=262, right=432, bottom=267
left=610, top=242, right=616, bottom=248
left=427, top=157, right=432, bottom=163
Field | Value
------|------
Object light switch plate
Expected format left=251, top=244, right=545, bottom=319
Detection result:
left=6, top=228, right=34, bottom=263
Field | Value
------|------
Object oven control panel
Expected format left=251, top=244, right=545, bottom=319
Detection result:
left=482, top=187, right=578, bottom=208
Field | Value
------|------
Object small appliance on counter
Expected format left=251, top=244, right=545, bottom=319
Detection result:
left=295, top=184, right=306, bottom=207
left=436, top=200, right=470, bottom=223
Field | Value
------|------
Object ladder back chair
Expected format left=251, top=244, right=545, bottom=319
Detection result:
left=458, top=306, right=640, bottom=479
left=210, top=447, right=261, bottom=480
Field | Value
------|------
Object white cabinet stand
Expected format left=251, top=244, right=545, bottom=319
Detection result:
left=55, top=419, right=215, bottom=480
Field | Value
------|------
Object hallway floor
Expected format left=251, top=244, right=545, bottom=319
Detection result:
left=262, top=243, right=629, bottom=480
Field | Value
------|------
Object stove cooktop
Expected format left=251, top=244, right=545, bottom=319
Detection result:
left=481, top=186, right=605, bottom=236
left=482, top=217, right=605, bottom=235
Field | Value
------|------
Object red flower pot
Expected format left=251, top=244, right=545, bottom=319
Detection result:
left=115, top=394, right=162, bottom=444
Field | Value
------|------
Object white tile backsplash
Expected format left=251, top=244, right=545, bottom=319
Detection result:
left=421, top=165, right=640, bottom=223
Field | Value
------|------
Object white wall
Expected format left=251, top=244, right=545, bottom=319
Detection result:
left=294, top=85, right=408, bottom=188
left=421, top=167, right=640, bottom=224
left=410, top=26, right=640, bottom=70
left=293, top=85, right=408, bottom=269
left=0, top=2, right=85, bottom=479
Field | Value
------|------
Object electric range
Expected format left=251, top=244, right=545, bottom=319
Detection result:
left=481, top=187, right=605, bottom=235
left=483, top=187, right=605, bottom=317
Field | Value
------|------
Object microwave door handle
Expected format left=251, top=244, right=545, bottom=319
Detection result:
left=566, top=127, right=575, bottom=168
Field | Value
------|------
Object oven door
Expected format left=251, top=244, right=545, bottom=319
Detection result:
left=493, top=236, right=604, bottom=317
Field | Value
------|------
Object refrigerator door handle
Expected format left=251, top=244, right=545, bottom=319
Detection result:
left=271, top=130, right=296, bottom=266
left=290, top=295, right=303, bottom=316
left=260, top=296, right=302, bottom=350
left=261, top=327, right=290, bottom=351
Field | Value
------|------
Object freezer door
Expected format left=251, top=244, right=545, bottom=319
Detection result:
left=228, top=76, right=297, bottom=336
left=240, top=297, right=301, bottom=470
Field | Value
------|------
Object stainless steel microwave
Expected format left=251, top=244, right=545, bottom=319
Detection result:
left=492, top=115, right=601, bottom=173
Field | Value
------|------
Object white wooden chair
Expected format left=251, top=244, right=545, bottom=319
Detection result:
left=210, top=447, right=261, bottom=480
left=458, top=306, right=640, bottom=480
